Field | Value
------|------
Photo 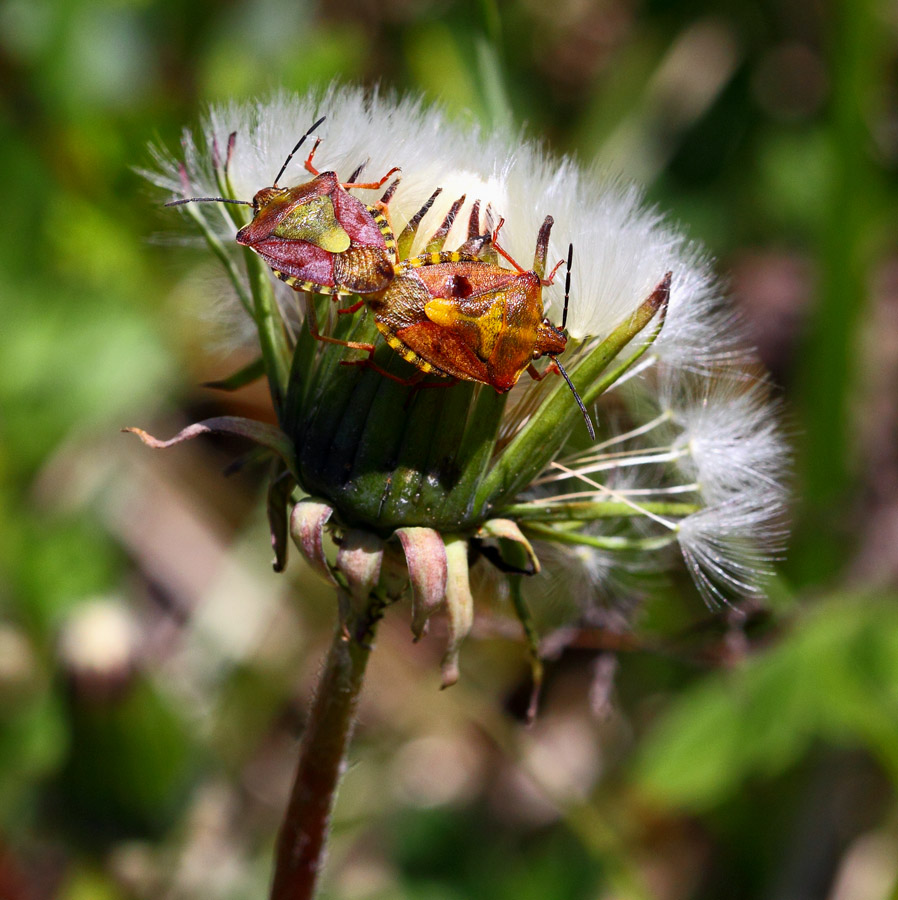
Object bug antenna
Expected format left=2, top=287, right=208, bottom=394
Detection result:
left=552, top=355, right=595, bottom=441
left=273, top=115, right=326, bottom=186
left=165, top=197, right=252, bottom=207
left=561, top=244, right=573, bottom=331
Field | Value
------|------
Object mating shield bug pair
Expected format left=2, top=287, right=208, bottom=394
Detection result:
left=170, top=118, right=598, bottom=438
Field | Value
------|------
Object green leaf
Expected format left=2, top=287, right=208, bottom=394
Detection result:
left=633, top=594, right=898, bottom=811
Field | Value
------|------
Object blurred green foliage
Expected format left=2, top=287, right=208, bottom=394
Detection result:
left=1, top=0, right=897, bottom=897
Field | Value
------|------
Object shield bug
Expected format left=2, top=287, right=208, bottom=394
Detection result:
left=355, top=214, right=598, bottom=439
left=167, top=116, right=401, bottom=297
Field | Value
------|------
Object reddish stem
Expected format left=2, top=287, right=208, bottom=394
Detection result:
left=269, top=592, right=377, bottom=900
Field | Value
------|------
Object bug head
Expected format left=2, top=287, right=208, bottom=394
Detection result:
left=165, top=116, right=328, bottom=213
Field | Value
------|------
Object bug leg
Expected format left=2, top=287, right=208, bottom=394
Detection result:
left=342, top=166, right=402, bottom=191
left=526, top=361, right=560, bottom=381
left=339, top=356, right=426, bottom=386
left=269, top=117, right=327, bottom=187
left=543, top=256, right=566, bottom=285
left=304, top=296, right=375, bottom=352
left=397, top=188, right=442, bottom=259
left=310, top=333, right=375, bottom=351
left=424, top=195, right=466, bottom=253
left=336, top=299, right=366, bottom=315
left=304, top=138, right=324, bottom=176
left=403, top=376, right=457, bottom=409
left=490, top=217, right=527, bottom=273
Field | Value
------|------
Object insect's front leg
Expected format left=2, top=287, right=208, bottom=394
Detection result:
left=526, top=360, right=560, bottom=381
left=402, top=375, right=457, bottom=410
left=342, top=165, right=401, bottom=192
left=490, top=217, right=527, bottom=273
left=303, top=138, right=325, bottom=176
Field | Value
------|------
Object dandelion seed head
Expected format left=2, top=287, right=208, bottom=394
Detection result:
left=146, top=85, right=790, bottom=614
left=525, top=541, right=612, bottom=625
left=654, top=254, right=746, bottom=371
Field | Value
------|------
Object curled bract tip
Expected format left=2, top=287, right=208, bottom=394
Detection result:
left=290, top=499, right=337, bottom=586
left=395, top=527, right=449, bottom=640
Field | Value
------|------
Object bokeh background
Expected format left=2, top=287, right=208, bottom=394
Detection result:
left=2, top=0, right=898, bottom=897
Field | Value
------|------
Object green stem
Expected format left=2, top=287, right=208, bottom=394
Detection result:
left=500, top=500, right=700, bottom=521
left=178, top=202, right=254, bottom=317
left=244, top=248, right=291, bottom=419
left=269, top=590, right=379, bottom=900
left=791, top=0, right=878, bottom=583
left=523, top=522, right=678, bottom=552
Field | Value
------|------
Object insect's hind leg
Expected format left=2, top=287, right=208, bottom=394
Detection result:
left=336, top=298, right=366, bottom=315
left=339, top=356, right=426, bottom=386
left=304, top=295, right=375, bottom=353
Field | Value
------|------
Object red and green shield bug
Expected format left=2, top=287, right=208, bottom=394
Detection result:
left=167, top=116, right=401, bottom=297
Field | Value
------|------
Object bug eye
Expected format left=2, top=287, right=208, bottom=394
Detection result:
left=532, top=350, right=541, bottom=359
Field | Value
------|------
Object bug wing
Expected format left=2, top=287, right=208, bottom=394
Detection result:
left=373, top=272, right=492, bottom=382
left=249, top=238, right=336, bottom=286
left=419, top=267, right=543, bottom=392
left=271, top=195, right=351, bottom=253
left=332, top=189, right=390, bottom=248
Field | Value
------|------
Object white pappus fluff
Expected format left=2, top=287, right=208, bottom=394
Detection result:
left=536, top=370, right=788, bottom=606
